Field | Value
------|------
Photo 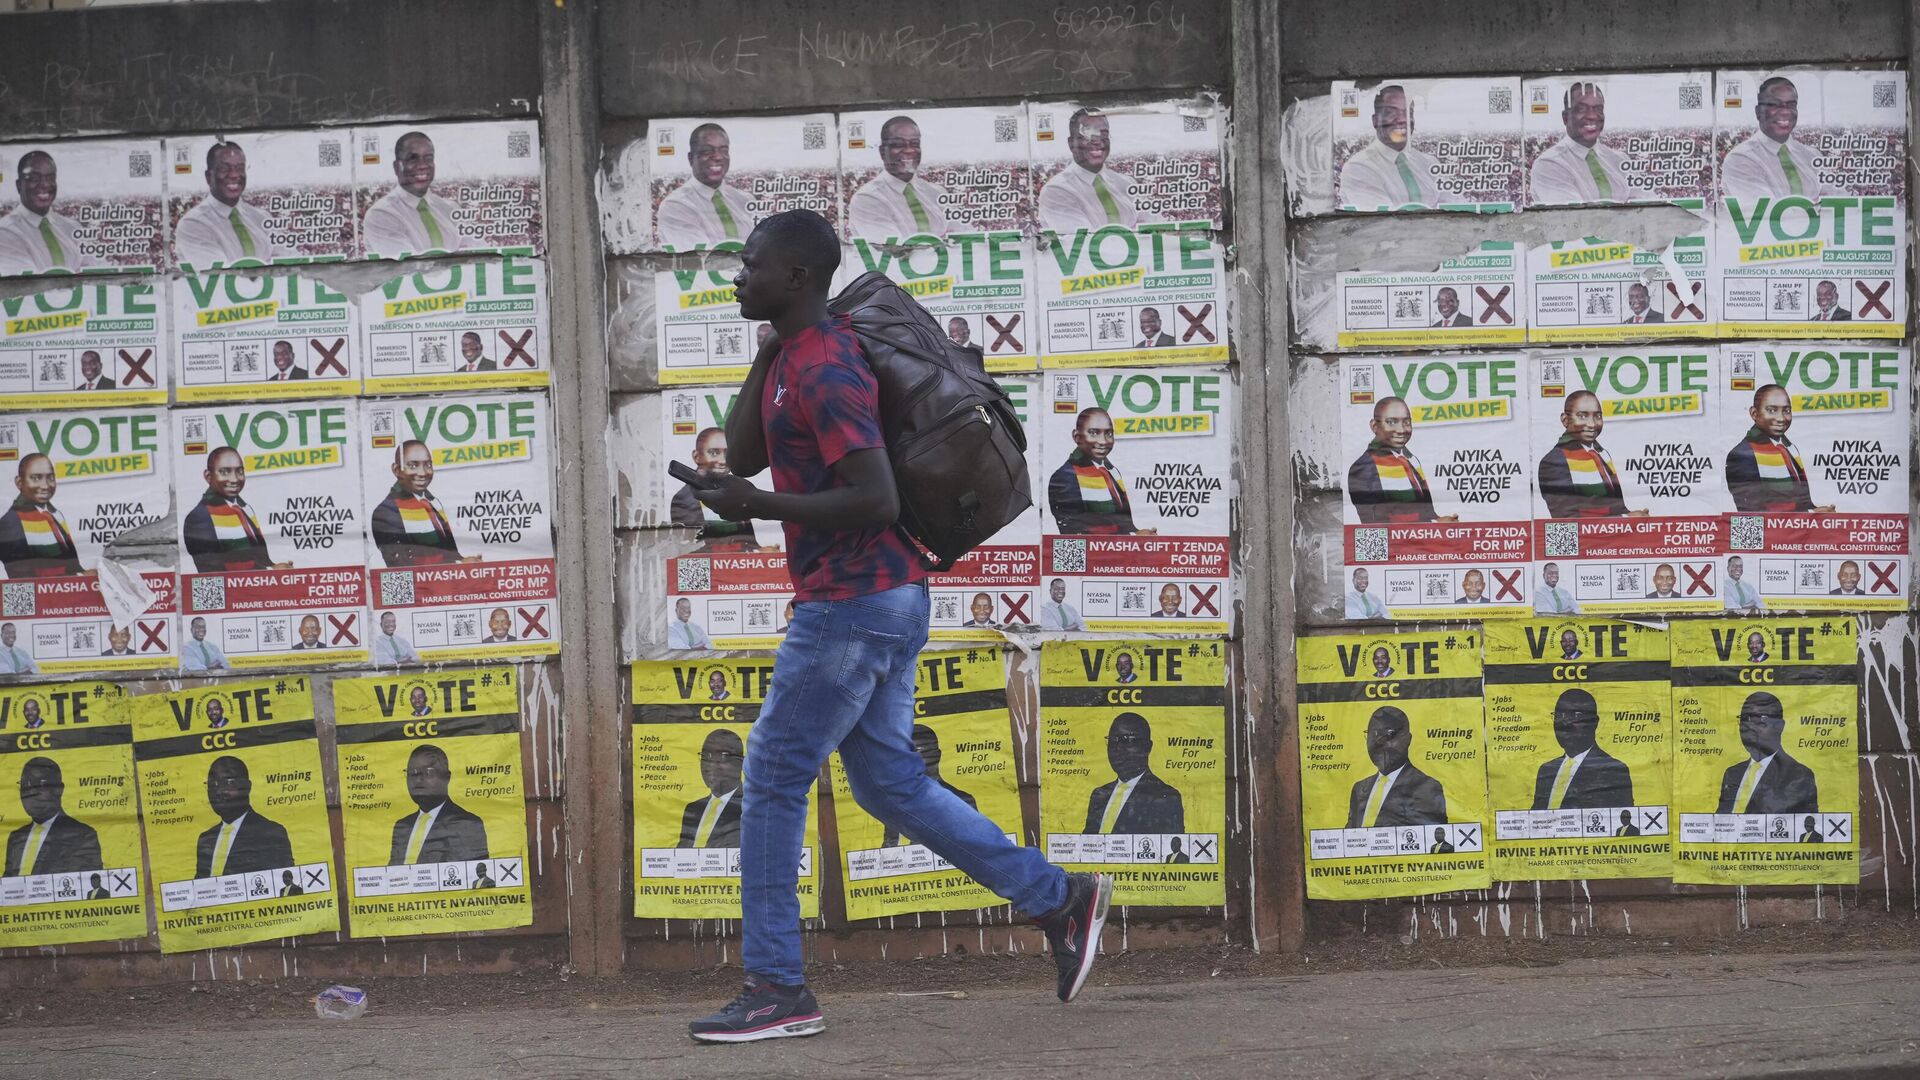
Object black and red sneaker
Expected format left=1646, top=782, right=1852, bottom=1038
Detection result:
left=688, top=975, right=826, bottom=1043
left=1037, top=872, right=1113, bottom=1003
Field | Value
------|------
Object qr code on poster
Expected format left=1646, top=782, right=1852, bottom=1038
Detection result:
left=1678, top=83, right=1704, bottom=110
left=380, top=572, right=416, bottom=607
left=1182, top=114, right=1208, bottom=132
left=677, top=559, right=712, bottom=592
left=994, top=115, right=1019, bottom=143
left=1544, top=522, right=1580, bottom=558
left=1730, top=516, right=1765, bottom=551
left=1, top=582, right=33, bottom=617
left=1052, top=539, right=1087, bottom=573
left=803, top=122, right=827, bottom=151
left=319, top=140, right=342, bottom=168
left=1873, top=81, right=1897, bottom=109
left=1487, top=86, right=1513, bottom=114
left=190, top=576, right=226, bottom=612
left=508, top=130, right=532, bottom=159
left=129, top=151, right=152, bottom=179
left=1351, top=528, right=1388, bottom=563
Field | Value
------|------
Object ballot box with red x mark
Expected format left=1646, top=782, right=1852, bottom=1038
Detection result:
left=363, top=256, right=551, bottom=393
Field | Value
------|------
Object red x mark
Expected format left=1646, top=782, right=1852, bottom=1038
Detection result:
left=1178, top=303, right=1216, bottom=343
left=1491, top=568, right=1523, bottom=601
left=1666, top=279, right=1704, bottom=320
left=310, top=337, right=347, bottom=376
left=1868, top=561, right=1898, bottom=593
left=327, top=613, right=359, bottom=645
left=118, top=348, right=154, bottom=386
left=136, top=620, right=167, bottom=651
left=1683, top=563, right=1714, bottom=595
left=1188, top=584, right=1219, bottom=617
left=1474, top=286, right=1512, bottom=325
left=1000, top=592, right=1030, bottom=623
left=518, top=606, right=549, bottom=638
left=985, top=314, right=1022, bottom=353
left=1854, top=280, right=1891, bottom=319
left=498, top=329, right=536, bottom=367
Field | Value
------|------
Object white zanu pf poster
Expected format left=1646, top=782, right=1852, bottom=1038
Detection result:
left=649, top=114, right=840, bottom=252
left=1337, top=242, right=1524, bottom=349
left=1027, top=99, right=1225, bottom=234
left=1527, top=234, right=1711, bottom=342
left=170, top=273, right=358, bottom=402
left=0, top=139, right=165, bottom=277
left=654, top=254, right=768, bottom=388
left=173, top=403, right=368, bottom=670
left=1333, top=78, right=1523, bottom=213
left=840, top=106, right=1030, bottom=244
left=841, top=236, right=1038, bottom=374
left=1713, top=69, right=1907, bottom=338
left=0, top=410, right=176, bottom=675
left=1529, top=348, right=1730, bottom=617
left=167, top=131, right=356, bottom=273
left=1718, top=343, right=1909, bottom=611
left=1341, top=355, right=1532, bottom=621
left=1033, top=224, right=1229, bottom=368
left=360, top=394, right=559, bottom=663
left=1522, top=72, right=1714, bottom=208
left=0, top=281, right=167, bottom=410
left=1040, top=368, right=1231, bottom=635
left=359, top=257, right=550, bottom=394
left=357, top=121, right=544, bottom=261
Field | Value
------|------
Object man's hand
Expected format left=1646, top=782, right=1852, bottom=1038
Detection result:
left=695, top=474, right=762, bottom=521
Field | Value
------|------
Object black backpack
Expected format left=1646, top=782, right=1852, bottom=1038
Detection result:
left=827, top=271, right=1031, bottom=572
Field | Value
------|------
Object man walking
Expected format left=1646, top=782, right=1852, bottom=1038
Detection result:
left=690, top=210, right=1110, bottom=1043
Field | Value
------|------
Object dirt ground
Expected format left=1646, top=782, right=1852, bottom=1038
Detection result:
left=7, top=915, right=1916, bottom=1029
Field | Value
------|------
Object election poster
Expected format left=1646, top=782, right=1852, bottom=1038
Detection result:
left=1522, top=72, right=1714, bottom=208
left=842, top=237, right=1039, bottom=373
left=659, top=386, right=784, bottom=552
left=361, top=393, right=560, bottom=662
left=167, top=131, right=356, bottom=273
left=1528, top=348, right=1729, bottom=616
left=171, top=273, right=359, bottom=401
left=1671, top=617, right=1859, bottom=885
left=1716, top=344, right=1910, bottom=611
left=1028, top=99, right=1225, bottom=234
left=832, top=649, right=1023, bottom=921
left=840, top=106, right=1031, bottom=243
left=334, top=668, right=532, bottom=937
left=655, top=253, right=771, bottom=387
left=1034, top=224, right=1229, bottom=368
left=629, top=659, right=820, bottom=919
left=357, top=121, right=544, bottom=261
left=1332, top=79, right=1523, bottom=213
left=174, top=402, right=369, bottom=669
left=1526, top=234, right=1712, bottom=341
left=131, top=678, right=338, bottom=952
left=1340, top=355, right=1532, bottom=621
left=0, top=139, right=165, bottom=276
left=0, top=410, right=176, bottom=675
left=1297, top=631, right=1490, bottom=899
left=0, top=280, right=167, bottom=410
left=1040, top=642, right=1225, bottom=906
left=0, top=682, right=146, bottom=947
left=1713, top=69, right=1907, bottom=338
left=928, top=377, right=1040, bottom=639
left=1336, top=241, right=1525, bottom=349
left=649, top=114, right=840, bottom=251
left=1482, top=620, right=1673, bottom=882
left=1040, top=369, right=1231, bottom=634
left=360, top=257, right=551, bottom=393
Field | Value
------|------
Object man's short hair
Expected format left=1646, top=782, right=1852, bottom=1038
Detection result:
left=688, top=122, right=727, bottom=153
left=206, top=140, right=243, bottom=171
left=1074, top=406, right=1109, bottom=431
left=395, top=438, right=430, bottom=465
left=694, top=426, right=724, bottom=448
left=1372, top=85, right=1406, bottom=112
left=753, top=209, right=840, bottom=279
left=1562, top=81, right=1604, bottom=108
left=1752, top=383, right=1788, bottom=407
left=1757, top=75, right=1797, bottom=99
left=205, top=446, right=240, bottom=470
left=16, top=150, right=52, bottom=175
left=879, top=115, right=918, bottom=143
left=17, top=452, right=48, bottom=478
left=394, top=131, right=432, bottom=159
left=1371, top=396, right=1408, bottom=422
left=1067, top=107, right=1103, bottom=132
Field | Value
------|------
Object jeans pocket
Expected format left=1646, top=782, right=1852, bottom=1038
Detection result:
left=835, top=622, right=908, bottom=703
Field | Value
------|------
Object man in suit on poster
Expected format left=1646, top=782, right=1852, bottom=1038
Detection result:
left=1345, top=705, right=1448, bottom=828
left=1083, top=712, right=1184, bottom=835
left=390, top=744, right=490, bottom=864
left=677, top=728, right=745, bottom=848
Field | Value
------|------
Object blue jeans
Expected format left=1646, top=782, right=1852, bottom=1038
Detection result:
left=741, top=581, right=1068, bottom=985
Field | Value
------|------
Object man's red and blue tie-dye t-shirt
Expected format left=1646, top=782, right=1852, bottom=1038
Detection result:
left=762, top=314, right=927, bottom=602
